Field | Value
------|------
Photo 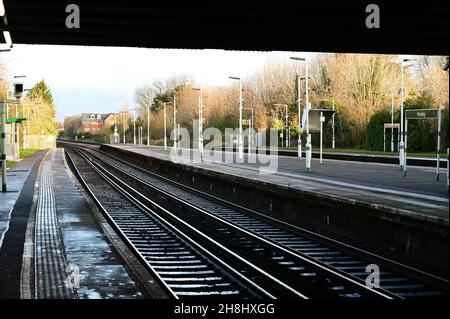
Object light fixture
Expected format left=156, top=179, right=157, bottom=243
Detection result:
left=0, top=1, right=5, bottom=17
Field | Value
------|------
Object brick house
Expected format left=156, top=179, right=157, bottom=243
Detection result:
left=79, top=113, right=114, bottom=135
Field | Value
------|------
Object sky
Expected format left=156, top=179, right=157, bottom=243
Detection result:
left=2, top=45, right=315, bottom=121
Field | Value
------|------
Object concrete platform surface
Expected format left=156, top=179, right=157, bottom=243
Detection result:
left=107, top=144, right=449, bottom=222
left=0, top=151, right=46, bottom=252
left=32, top=148, right=144, bottom=299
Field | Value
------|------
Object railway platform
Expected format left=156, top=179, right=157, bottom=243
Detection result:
left=104, top=144, right=448, bottom=220
left=0, top=148, right=166, bottom=299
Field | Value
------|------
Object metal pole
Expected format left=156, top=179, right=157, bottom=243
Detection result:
left=436, top=109, right=441, bottom=181
left=133, top=108, right=136, bottom=145
left=27, top=101, right=30, bottom=149
left=297, top=74, right=302, bottom=157
left=399, top=59, right=405, bottom=169
left=391, top=94, right=394, bottom=152
left=123, top=112, right=126, bottom=144
left=239, top=79, right=243, bottom=160
left=147, top=105, right=150, bottom=146
left=251, top=108, right=254, bottom=147
left=404, top=119, right=408, bottom=176
left=305, top=61, right=311, bottom=172
left=332, top=100, right=335, bottom=149
left=1, top=100, right=7, bottom=192
left=383, top=126, right=386, bottom=152
left=164, top=102, right=167, bottom=150
left=285, top=104, right=288, bottom=148
left=447, top=147, right=449, bottom=188
left=173, top=96, right=177, bottom=149
left=198, top=90, right=203, bottom=154
left=320, top=111, right=323, bottom=164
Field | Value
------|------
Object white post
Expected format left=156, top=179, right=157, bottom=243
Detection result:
left=163, top=102, right=167, bottom=150
left=173, top=96, right=177, bottom=150
left=285, top=104, right=288, bottom=148
left=320, top=111, right=324, bottom=164
left=147, top=104, right=150, bottom=146
left=305, top=61, right=311, bottom=172
left=332, top=100, right=335, bottom=149
left=1, top=100, right=7, bottom=192
left=238, top=79, right=243, bottom=160
left=297, top=75, right=302, bottom=157
left=198, top=90, right=203, bottom=154
left=133, top=108, right=136, bottom=145
left=123, top=112, right=126, bottom=144
left=446, top=148, right=449, bottom=188
left=436, top=109, right=441, bottom=181
left=404, top=118, right=408, bottom=176
left=391, top=94, right=394, bottom=152
left=399, top=59, right=405, bottom=169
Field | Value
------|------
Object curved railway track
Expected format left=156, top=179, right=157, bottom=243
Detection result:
left=61, top=141, right=448, bottom=299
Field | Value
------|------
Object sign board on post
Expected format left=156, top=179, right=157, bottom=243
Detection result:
left=405, top=109, right=439, bottom=120
left=404, top=108, right=441, bottom=180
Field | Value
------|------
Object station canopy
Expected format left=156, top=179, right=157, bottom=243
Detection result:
left=2, top=0, right=448, bottom=55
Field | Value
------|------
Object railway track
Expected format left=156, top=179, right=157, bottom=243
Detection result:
left=61, top=141, right=448, bottom=299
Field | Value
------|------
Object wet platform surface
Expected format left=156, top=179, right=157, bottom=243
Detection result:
left=35, top=149, right=143, bottom=298
left=108, top=144, right=449, bottom=222
left=0, top=148, right=145, bottom=299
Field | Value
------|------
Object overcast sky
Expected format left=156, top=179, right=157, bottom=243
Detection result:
left=2, top=45, right=314, bottom=121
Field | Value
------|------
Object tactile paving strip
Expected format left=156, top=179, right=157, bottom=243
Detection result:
left=34, top=161, right=77, bottom=299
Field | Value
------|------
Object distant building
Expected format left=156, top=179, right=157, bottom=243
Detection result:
left=64, top=112, right=115, bottom=136
left=79, top=113, right=114, bottom=134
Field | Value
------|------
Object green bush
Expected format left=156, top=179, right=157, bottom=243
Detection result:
left=365, top=109, right=392, bottom=151
left=365, top=93, right=448, bottom=152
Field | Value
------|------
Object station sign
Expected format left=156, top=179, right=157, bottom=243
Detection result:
left=383, top=123, right=400, bottom=129
left=241, top=119, right=251, bottom=126
left=405, top=109, right=439, bottom=120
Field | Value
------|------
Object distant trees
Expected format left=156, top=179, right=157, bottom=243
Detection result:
left=24, top=80, right=58, bottom=136
left=131, top=53, right=448, bottom=150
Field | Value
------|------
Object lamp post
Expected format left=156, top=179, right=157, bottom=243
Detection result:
left=290, top=57, right=306, bottom=158
left=229, top=77, right=243, bottom=160
left=0, top=40, right=11, bottom=192
left=163, top=101, right=167, bottom=150
left=113, top=112, right=119, bottom=143
left=173, top=95, right=177, bottom=149
left=130, top=108, right=136, bottom=145
left=399, top=58, right=416, bottom=169
left=243, top=107, right=254, bottom=154
left=390, top=93, right=394, bottom=152
left=192, top=88, right=203, bottom=154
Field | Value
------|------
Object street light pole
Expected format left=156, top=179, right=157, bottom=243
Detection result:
left=391, top=93, right=394, bottom=152
left=285, top=104, right=288, bottom=148
left=192, top=88, right=203, bottom=154
left=398, top=58, right=416, bottom=169
left=332, top=100, right=336, bottom=149
left=290, top=57, right=306, bottom=158
left=229, top=77, right=243, bottom=160
left=1, top=100, right=7, bottom=192
left=147, top=104, right=151, bottom=146
left=305, top=60, right=311, bottom=172
left=173, top=95, right=177, bottom=149
left=163, top=101, right=167, bottom=150
left=400, top=59, right=405, bottom=169
left=132, top=108, right=136, bottom=145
